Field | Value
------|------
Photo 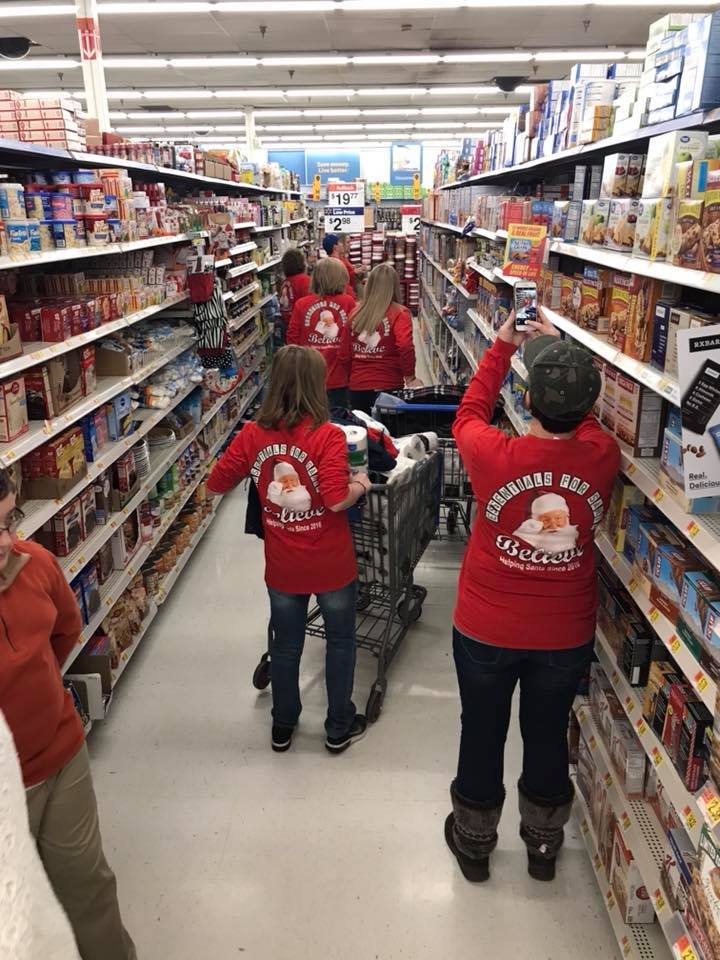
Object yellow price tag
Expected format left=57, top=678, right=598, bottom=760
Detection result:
left=604, top=772, right=613, bottom=788
left=606, top=891, right=615, bottom=909
left=670, top=635, right=681, bottom=654
left=636, top=718, right=646, bottom=735
left=589, top=735, right=597, bottom=750
left=683, top=806, right=697, bottom=831
left=611, top=669, right=619, bottom=684
left=652, top=487, right=665, bottom=503
left=649, top=607, right=659, bottom=623
left=626, top=462, right=636, bottom=475
left=676, top=935, right=698, bottom=960
left=651, top=747, right=663, bottom=766
left=628, top=577, right=638, bottom=593
left=581, top=819, right=589, bottom=834
left=695, top=670, right=709, bottom=692
left=687, top=520, right=700, bottom=538
left=653, top=888, right=665, bottom=912
left=621, top=812, right=631, bottom=831
left=706, top=794, right=720, bottom=826
left=622, top=938, right=631, bottom=957
left=625, top=697, right=635, bottom=714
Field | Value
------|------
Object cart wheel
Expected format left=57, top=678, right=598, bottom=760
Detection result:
left=252, top=654, right=271, bottom=690
left=366, top=686, right=384, bottom=723
left=356, top=586, right=371, bottom=611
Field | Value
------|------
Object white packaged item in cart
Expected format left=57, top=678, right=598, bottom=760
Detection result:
left=395, top=432, right=439, bottom=461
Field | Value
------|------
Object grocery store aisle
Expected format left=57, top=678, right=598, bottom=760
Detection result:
left=88, top=489, right=618, bottom=960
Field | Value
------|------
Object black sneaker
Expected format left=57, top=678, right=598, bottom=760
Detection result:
left=271, top=725, right=294, bottom=753
left=325, top=715, right=367, bottom=754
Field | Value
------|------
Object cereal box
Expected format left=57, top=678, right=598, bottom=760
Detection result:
left=624, top=276, right=664, bottom=362
left=701, top=171, right=720, bottom=273
left=579, top=274, right=608, bottom=333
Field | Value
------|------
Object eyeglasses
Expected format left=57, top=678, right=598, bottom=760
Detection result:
left=0, top=508, right=25, bottom=537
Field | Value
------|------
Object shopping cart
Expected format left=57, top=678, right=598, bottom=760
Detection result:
left=252, top=449, right=442, bottom=723
left=373, top=393, right=474, bottom=538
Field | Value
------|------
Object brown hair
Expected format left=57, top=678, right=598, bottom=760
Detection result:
left=0, top=468, right=16, bottom=499
left=281, top=247, right=306, bottom=278
left=311, top=257, right=349, bottom=296
left=256, top=345, right=329, bottom=431
left=351, top=262, right=401, bottom=336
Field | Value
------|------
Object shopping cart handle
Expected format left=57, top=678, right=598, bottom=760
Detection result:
left=374, top=402, right=460, bottom=413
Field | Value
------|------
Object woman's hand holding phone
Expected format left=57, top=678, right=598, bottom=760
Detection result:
left=497, top=311, right=528, bottom=347
left=525, top=306, right=560, bottom=339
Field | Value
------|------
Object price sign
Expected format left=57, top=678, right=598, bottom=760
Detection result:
left=700, top=786, right=720, bottom=825
left=687, top=520, right=700, bottom=538
left=676, top=935, right=698, bottom=960
left=323, top=207, right=365, bottom=234
left=652, top=487, right=665, bottom=503
left=635, top=718, right=646, bottom=735
left=628, top=577, right=638, bottom=594
left=683, top=806, right=697, bottom=831
left=651, top=746, right=663, bottom=766
left=621, top=812, right=631, bottom=831
left=649, top=607, right=659, bottom=623
left=694, top=670, right=709, bottom=693
left=621, top=936, right=631, bottom=957
left=400, top=204, right=422, bottom=234
left=327, top=180, right=364, bottom=207
left=653, top=888, right=666, bottom=913
left=670, top=635, right=681, bottom=654
left=624, top=695, right=635, bottom=714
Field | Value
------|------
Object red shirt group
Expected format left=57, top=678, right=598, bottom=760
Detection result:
left=286, top=277, right=415, bottom=393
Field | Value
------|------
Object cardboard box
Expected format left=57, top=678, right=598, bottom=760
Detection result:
left=633, top=198, right=662, bottom=258
left=634, top=521, right=682, bottom=594
left=610, top=717, right=647, bottom=797
left=25, top=353, right=83, bottom=420
left=601, top=153, right=630, bottom=198
left=621, top=620, right=653, bottom=687
left=578, top=199, right=597, bottom=245
left=590, top=199, right=610, bottom=246
left=651, top=544, right=707, bottom=622
left=608, top=272, right=633, bottom=349
left=0, top=377, right=28, bottom=443
left=39, top=497, right=84, bottom=557
left=642, top=130, right=709, bottom=198
left=601, top=364, right=618, bottom=431
left=649, top=300, right=675, bottom=371
left=623, top=503, right=662, bottom=564
left=615, top=376, right=664, bottom=457
left=610, top=825, right=655, bottom=923
left=606, top=199, right=640, bottom=250
left=111, top=508, right=141, bottom=570
left=624, top=276, right=666, bottom=363
left=676, top=699, right=712, bottom=791
left=665, top=306, right=693, bottom=379
left=671, top=198, right=704, bottom=269
left=701, top=173, right=720, bottom=273
left=604, top=476, right=645, bottom=552
left=660, top=826, right=696, bottom=914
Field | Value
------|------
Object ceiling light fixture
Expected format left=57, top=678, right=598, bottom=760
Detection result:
left=421, top=106, right=479, bottom=115
left=169, top=57, right=259, bottom=68
left=360, top=108, right=422, bottom=116
left=87, top=0, right=720, bottom=12
left=0, top=57, right=79, bottom=70
left=262, top=56, right=350, bottom=66
left=303, top=108, right=362, bottom=116
left=284, top=88, right=356, bottom=97
left=351, top=54, right=441, bottom=65
left=428, top=86, right=501, bottom=95
left=254, top=109, right=304, bottom=117
left=444, top=52, right=532, bottom=63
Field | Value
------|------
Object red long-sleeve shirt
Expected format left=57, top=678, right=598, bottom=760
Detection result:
left=208, top=418, right=357, bottom=593
left=453, top=337, right=620, bottom=650
left=286, top=293, right=356, bottom=389
left=279, top=272, right=311, bottom=327
left=350, top=302, right=415, bottom=391
left=0, top=541, right=84, bottom=786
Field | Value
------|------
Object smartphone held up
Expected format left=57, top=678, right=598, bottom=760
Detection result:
left=514, top=282, right=537, bottom=332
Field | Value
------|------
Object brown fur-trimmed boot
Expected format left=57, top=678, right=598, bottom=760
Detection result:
left=518, top=779, right=574, bottom=881
left=445, top=780, right=505, bottom=883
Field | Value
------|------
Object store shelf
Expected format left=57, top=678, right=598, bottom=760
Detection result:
left=420, top=217, right=466, bottom=235
left=0, top=292, right=189, bottom=380
left=228, top=241, right=257, bottom=257
left=574, top=785, right=672, bottom=960
left=257, top=256, right=282, bottom=273
left=574, top=701, right=676, bottom=946
left=214, top=258, right=231, bottom=268
left=253, top=223, right=286, bottom=233
left=595, top=532, right=717, bottom=712
left=231, top=282, right=260, bottom=302
left=227, top=261, right=257, bottom=279
left=0, top=337, right=195, bottom=468
left=466, top=257, right=498, bottom=284
left=109, top=601, right=159, bottom=690
left=439, top=108, right=720, bottom=190
left=59, top=369, right=265, bottom=674
left=500, top=386, right=530, bottom=436
left=420, top=249, right=477, bottom=299
left=594, top=626, right=703, bottom=847
left=541, top=307, right=680, bottom=405
left=0, top=231, right=207, bottom=273
left=618, top=453, right=720, bottom=573
left=228, top=301, right=262, bottom=333
left=233, top=221, right=257, bottom=231
left=155, top=506, right=217, bottom=604
left=419, top=308, right=456, bottom=384
left=287, top=217, right=308, bottom=226
left=467, top=307, right=529, bottom=380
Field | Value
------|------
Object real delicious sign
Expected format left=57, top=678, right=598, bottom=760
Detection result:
left=677, top=324, right=720, bottom=499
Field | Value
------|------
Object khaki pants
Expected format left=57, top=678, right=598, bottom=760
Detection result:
left=26, top=744, right=137, bottom=960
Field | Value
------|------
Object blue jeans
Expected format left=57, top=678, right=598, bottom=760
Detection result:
left=453, top=627, right=593, bottom=806
left=268, top=580, right=358, bottom=738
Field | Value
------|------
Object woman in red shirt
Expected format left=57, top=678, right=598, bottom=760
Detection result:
left=445, top=308, right=619, bottom=885
left=349, top=262, right=421, bottom=414
left=286, top=258, right=356, bottom=408
left=278, top=248, right=311, bottom=340
left=208, top=345, right=371, bottom=754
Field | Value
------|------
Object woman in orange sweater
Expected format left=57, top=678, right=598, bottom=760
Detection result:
left=0, top=469, right=136, bottom=960
left=349, top=262, right=422, bottom=414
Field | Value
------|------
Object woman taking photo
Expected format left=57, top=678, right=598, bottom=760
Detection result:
left=0, top=469, right=136, bottom=960
left=349, top=262, right=421, bottom=414
left=208, top=345, right=371, bottom=754
left=286, top=257, right=356, bottom=407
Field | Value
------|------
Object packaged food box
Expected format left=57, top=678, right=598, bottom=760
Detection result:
left=577, top=275, right=607, bottom=333
left=610, top=716, right=647, bottom=797
left=701, top=171, right=720, bottom=273
left=578, top=200, right=597, bottom=245
left=589, top=199, right=610, bottom=246
left=647, top=667, right=685, bottom=738
left=79, top=485, right=97, bottom=540
left=39, top=497, right=84, bottom=557
left=607, top=272, right=632, bottom=349
left=604, top=475, right=645, bottom=552
left=681, top=572, right=720, bottom=645
left=610, top=825, right=655, bottom=923
left=623, top=503, right=662, bottom=565
left=600, top=153, right=629, bottom=198
left=660, top=826, right=696, bottom=914
left=642, top=130, right=709, bottom=198
left=676, top=699, right=711, bottom=791
left=661, top=681, right=696, bottom=757
left=649, top=300, right=676, bottom=371
left=671, top=198, right=704, bottom=269
left=633, top=198, right=662, bottom=259
left=621, top=620, right=653, bottom=688
left=0, top=376, right=28, bottom=443
left=626, top=155, right=645, bottom=197
left=79, top=562, right=101, bottom=622
left=634, top=521, right=682, bottom=594
left=660, top=427, right=685, bottom=486
left=615, top=374, right=664, bottom=458
left=601, top=364, right=618, bottom=431
left=576, top=733, right=595, bottom=807
left=606, top=199, right=640, bottom=250
left=665, top=306, right=695, bottom=379
left=651, top=544, right=707, bottom=621
left=624, top=276, right=665, bottom=362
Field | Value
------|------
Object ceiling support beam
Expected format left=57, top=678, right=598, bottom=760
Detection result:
left=75, top=0, right=110, bottom=132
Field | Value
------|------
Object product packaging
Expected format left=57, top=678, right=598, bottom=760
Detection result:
left=614, top=375, right=664, bottom=457
left=651, top=544, right=706, bottom=621
left=610, top=825, right=655, bottom=923
left=600, top=154, right=629, bottom=198
left=604, top=476, right=645, bottom=552
left=642, top=130, right=710, bottom=198
left=606, top=199, right=640, bottom=250
left=671, top=199, right=705, bottom=269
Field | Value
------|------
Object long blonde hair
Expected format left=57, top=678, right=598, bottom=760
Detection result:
left=256, top=345, right=329, bottom=430
left=311, top=257, right=349, bottom=296
left=351, top=262, right=401, bottom=336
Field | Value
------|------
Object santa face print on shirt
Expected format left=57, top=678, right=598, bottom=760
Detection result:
left=354, top=318, right=391, bottom=355
left=267, top=460, right=312, bottom=513
left=303, top=300, right=349, bottom=346
left=513, top=493, right=579, bottom=555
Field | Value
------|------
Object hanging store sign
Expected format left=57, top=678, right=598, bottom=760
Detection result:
left=76, top=16, right=101, bottom=60
left=400, top=204, right=422, bottom=234
left=323, top=207, right=365, bottom=234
